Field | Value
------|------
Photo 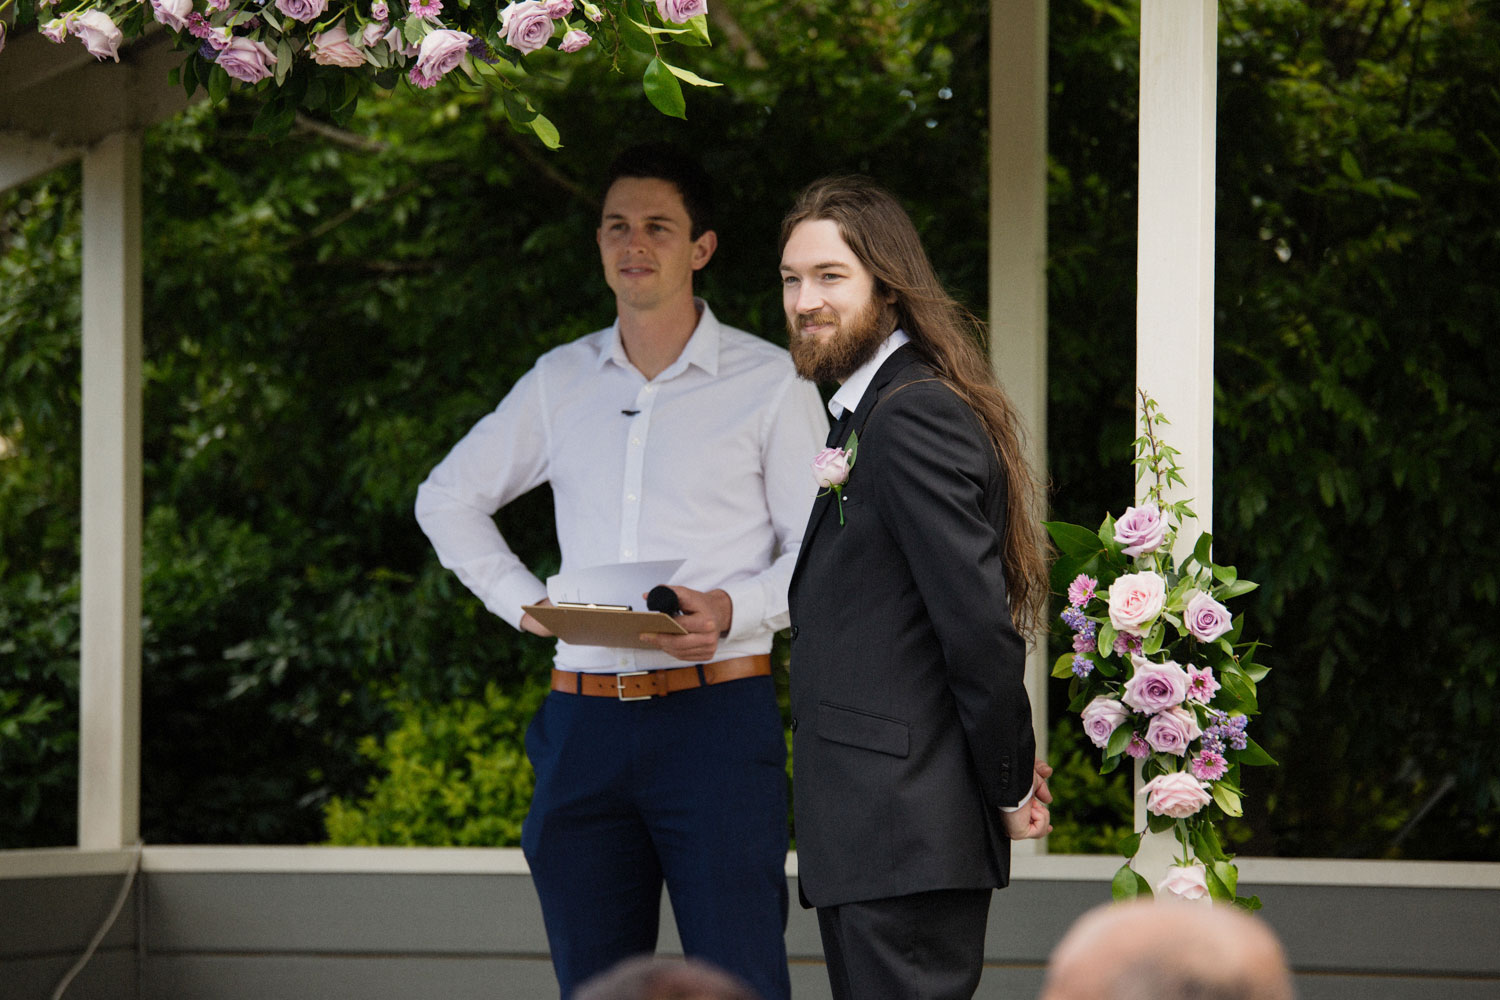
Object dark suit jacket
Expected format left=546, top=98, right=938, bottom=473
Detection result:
left=788, top=344, right=1036, bottom=909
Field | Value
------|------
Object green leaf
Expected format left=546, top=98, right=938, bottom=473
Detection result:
left=1234, top=895, right=1263, bottom=912
left=1097, top=621, right=1117, bottom=657
left=642, top=57, right=687, bottom=119
left=1118, top=831, right=1143, bottom=859
left=664, top=61, right=722, bottom=88
left=1142, top=622, right=1164, bottom=654
left=1204, top=859, right=1236, bottom=902
left=1211, top=783, right=1243, bottom=817
left=1044, top=521, right=1106, bottom=558
left=1233, top=737, right=1277, bottom=767
left=618, top=13, right=656, bottom=55
left=1215, top=579, right=1260, bottom=600
left=1340, top=148, right=1363, bottom=180
left=1212, top=561, right=1238, bottom=585
left=680, top=12, right=711, bottom=45
left=1147, top=810, right=1177, bottom=834
left=1052, top=652, right=1079, bottom=679
left=502, top=90, right=539, bottom=124
left=1105, top=722, right=1134, bottom=757
left=208, top=64, right=231, bottom=106
left=529, top=113, right=562, bottom=150
left=1111, top=862, right=1153, bottom=902
left=845, top=430, right=859, bottom=465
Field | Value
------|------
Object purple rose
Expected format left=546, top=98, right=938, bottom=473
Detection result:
left=1114, top=502, right=1166, bottom=557
left=1185, top=590, right=1233, bottom=642
left=41, top=16, right=72, bottom=43
left=409, top=28, right=470, bottom=88
left=372, top=0, right=388, bottom=18
left=1121, top=655, right=1189, bottom=714
left=542, top=0, right=573, bottom=16
left=1145, top=705, right=1202, bottom=756
left=499, top=0, right=554, bottom=54
left=151, top=0, right=194, bottom=32
left=653, top=0, right=705, bottom=23
left=275, top=0, right=327, bottom=22
left=558, top=27, right=590, bottom=52
left=1081, top=697, right=1129, bottom=750
left=70, top=10, right=124, bottom=61
left=217, top=35, right=277, bottom=82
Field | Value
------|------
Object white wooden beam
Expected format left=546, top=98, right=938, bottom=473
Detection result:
left=0, top=131, right=84, bottom=192
left=1132, top=0, right=1219, bottom=885
left=989, top=0, right=1050, bottom=854
left=78, top=131, right=143, bottom=850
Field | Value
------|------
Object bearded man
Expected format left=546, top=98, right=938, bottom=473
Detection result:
left=779, top=176, right=1054, bottom=1000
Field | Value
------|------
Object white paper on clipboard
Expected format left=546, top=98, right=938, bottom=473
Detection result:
left=544, top=560, right=686, bottom=610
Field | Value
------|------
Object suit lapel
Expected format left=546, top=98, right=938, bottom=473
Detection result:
left=792, top=345, right=923, bottom=586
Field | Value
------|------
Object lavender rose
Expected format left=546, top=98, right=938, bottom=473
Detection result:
left=558, top=28, right=591, bottom=52
left=70, top=10, right=124, bottom=62
left=151, top=0, right=194, bottom=32
left=1114, top=502, right=1166, bottom=557
left=542, top=0, right=573, bottom=16
left=1157, top=863, right=1210, bottom=901
left=1185, top=590, right=1233, bottom=642
left=275, top=0, right=327, bottom=22
left=1107, top=570, right=1166, bottom=637
left=499, top=0, right=554, bottom=54
left=1141, top=771, right=1213, bottom=818
left=41, top=15, right=73, bottom=43
left=1145, top=705, right=1202, bottom=756
left=311, top=24, right=365, bottom=67
left=811, top=447, right=852, bottom=490
left=1080, top=697, right=1129, bottom=750
left=217, top=36, right=277, bottom=82
left=1121, top=654, right=1189, bottom=714
left=409, top=29, right=470, bottom=88
left=361, top=21, right=385, bottom=46
left=654, top=0, right=705, bottom=23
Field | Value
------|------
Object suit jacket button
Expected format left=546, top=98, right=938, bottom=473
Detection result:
left=791, top=717, right=798, bottom=732
left=789, top=625, right=799, bottom=640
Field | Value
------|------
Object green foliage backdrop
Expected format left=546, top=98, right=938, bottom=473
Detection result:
left=2, top=0, right=1496, bottom=859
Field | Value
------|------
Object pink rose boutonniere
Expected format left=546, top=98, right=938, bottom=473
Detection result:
left=812, top=431, right=858, bottom=526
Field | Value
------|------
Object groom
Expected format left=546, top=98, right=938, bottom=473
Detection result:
left=781, top=176, right=1054, bottom=1000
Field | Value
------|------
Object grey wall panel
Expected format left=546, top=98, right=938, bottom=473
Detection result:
left=0, top=875, right=138, bottom=956
left=144, top=872, right=550, bottom=955
left=0, top=951, right=138, bottom=1000
left=145, top=955, right=558, bottom=1000
left=1293, top=973, right=1500, bottom=1000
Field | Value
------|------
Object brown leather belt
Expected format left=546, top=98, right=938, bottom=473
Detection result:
left=550, top=654, right=771, bottom=701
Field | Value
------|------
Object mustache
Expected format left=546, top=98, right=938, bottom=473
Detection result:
left=796, top=311, right=838, bottom=331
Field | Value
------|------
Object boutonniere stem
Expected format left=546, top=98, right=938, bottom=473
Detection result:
left=811, top=430, right=859, bottom=526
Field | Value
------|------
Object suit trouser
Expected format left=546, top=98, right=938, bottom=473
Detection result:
left=816, top=888, right=992, bottom=1000
left=521, top=674, right=791, bottom=1000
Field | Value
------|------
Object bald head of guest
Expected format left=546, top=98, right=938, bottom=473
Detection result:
left=574, top=956, right=764, bottom=1000
left=1039, top=900, right=1294, bottom=1000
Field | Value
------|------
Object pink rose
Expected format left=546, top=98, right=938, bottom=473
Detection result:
left=1107, top=570, right=1165, bottom=637
left=499, top=0, right=554, bottom=54
left=312, top=24, right=365, bottom=67
left=1185, top=590, right=1233, bottom=642
left=151, top=0, right=194, bottom=32
left=1145, top=705, right=1202, bottom=756
left=1141, top=771, right=1213, bottom=818
left=558, top=28, right=590, bottom=52
left=653, top=0, right=705, bottom=23
left=1186, top=663, right=1219, bottom=703
left=1157, top=863, right=1210, bottom=901
left=41, top=15, right=73, bottom=43
left=371, top=0, right=388, bottom=17
left=0, top=21, right=6, bottom=55
left=361, top=21, right=385, bottom=46
left=217, top=36, right=277, bottom=83
left=1114, top=502, right=1166, bottom=557
left=409, top=28, right=470, bottom=87
left=542, top=0, right=572, bottom=16
left=70, top=10, right=124, bottom=62
left=207, top=25, right=234, bottom=49
left=811, top=447, right=851, bottom=489
left=276, top=0, right=328, bottom=22
left=383, top=24, right=417, bottom=57
left=1081, top=697, right=1129, bottom=750
left=1121, top=654, right=1189, bottom=714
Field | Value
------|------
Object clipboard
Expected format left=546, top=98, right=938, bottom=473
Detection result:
left=522, top=604, right=688, bottom=649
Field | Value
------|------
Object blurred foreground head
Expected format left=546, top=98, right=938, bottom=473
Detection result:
left=1040, top=900, right=1294, bottom=1000
left=574, top=956, right=763, bottom=1000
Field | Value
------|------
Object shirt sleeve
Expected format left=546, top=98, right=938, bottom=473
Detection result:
left=719, top=371, right=830, bottom=642
left=413, top=366, right=552, bottom=631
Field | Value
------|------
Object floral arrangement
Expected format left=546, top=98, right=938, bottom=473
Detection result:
left=0, top=0, right=717, bottom=145
left=1047, top=390, right=1275, bottom=909
left=811, top=430, right=857, bottom=526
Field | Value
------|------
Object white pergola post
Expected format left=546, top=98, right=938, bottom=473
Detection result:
left=1133, top=0, right=1218, bottom=884
left=78, top=131, right=144, bottom=850
left=989, top=0, right=1050, bottom=853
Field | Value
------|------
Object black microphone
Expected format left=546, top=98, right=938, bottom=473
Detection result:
left=646, top=585, right=681, bottom=616
left=622, top=409, right=640, bottom=416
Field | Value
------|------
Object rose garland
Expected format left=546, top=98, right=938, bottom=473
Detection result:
left=0, top=0, right=718, bottom=145
left=1047, top=389, right=1276, bottom=909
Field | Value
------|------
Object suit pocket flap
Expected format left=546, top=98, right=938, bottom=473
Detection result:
left=816, top=702, right=910, bottom=758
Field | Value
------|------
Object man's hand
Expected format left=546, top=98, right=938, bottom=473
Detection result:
left=519, top=598, right=556, bottom=637
left=1002, top=758, right=1055, bottom=841
left=639, top=586, right=732, bottom=663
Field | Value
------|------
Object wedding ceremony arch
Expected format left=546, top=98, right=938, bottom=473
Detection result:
left=2, top=1, right=1497, bottom=997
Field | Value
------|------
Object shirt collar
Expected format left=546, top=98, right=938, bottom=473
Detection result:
left=829, top=329, right=911, bottom=419
left=599, top=298, right=721, bottom=379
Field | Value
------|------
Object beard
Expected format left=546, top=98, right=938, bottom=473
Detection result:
left=788, top=294, right=898, bottom=383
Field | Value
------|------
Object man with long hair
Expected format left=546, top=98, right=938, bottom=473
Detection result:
left=780, top=176, right=1054, bottom=999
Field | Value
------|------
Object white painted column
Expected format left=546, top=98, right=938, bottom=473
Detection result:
left=78, top=131, right=143, bottom=850
left=1133, top=0, right=1218, bottom=885
left=989, top=0, right=1049, bottom=854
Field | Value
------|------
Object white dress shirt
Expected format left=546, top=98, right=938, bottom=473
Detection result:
left=415, top=301, right=830, bottom=673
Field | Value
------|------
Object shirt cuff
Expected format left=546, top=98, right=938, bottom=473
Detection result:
left=718, top=577, right=766, bottom=644
left=998, top=783, right=1036, bottom=813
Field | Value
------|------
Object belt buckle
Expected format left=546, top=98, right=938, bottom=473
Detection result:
left=615, top=670, right=653, bottom=701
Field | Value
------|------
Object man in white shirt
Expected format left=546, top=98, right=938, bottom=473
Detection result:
left=415, top=145, right=826, bottom=1000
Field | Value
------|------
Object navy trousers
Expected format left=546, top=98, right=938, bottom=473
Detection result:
left=521, top=674, right=791, bottom=1000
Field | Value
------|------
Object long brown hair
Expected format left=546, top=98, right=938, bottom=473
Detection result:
left=780, top=176, right=1050, bottom=641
